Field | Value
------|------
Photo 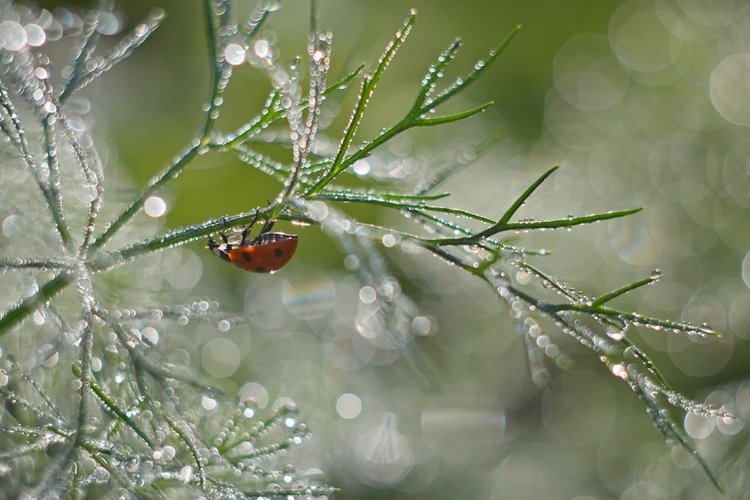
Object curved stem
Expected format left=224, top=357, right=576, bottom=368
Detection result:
left=89, top=142, right=203, bottom=252
left=0, top=273, right=73, bottom=338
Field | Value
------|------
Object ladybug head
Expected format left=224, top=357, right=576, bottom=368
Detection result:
left=207, top=235, right=232, bottom=262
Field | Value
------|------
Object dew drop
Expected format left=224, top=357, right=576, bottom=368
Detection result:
left=336, top=393, right=362, bottom=419
left=382, top=233, right=397, bottom=248
left=264, top=0, right=283, bottom=12
left=97, top=12, right=120, bottom=35
left=411, top=316, right=431, bottom=336
left=344, top=254, right=360, bottom=270
left=307, top=201, right=328, bottom=221
left=352, top=159, right=370, bottom=175
left=143, top=196, right=167, bottom=218
left=224, top=42, right=246, bottom=65
left=312, top=49, right=326, bottom=63
left=25, top=23, right=45, bottom=47
left=358, top=286, right=377, bottom=304
left=0, top=21, right=27, bottom=51
left=254, top=38, right=271, bottom=59
left=142, top=327, right=159, bottom=344
left=610, top=362, right=629, bottom=380
left=34, top=66, right=49, bottom=80
left=32, top=310, right=45, bottom=325
left=134, top=23, right=149, bottom=37
left=607, top=329, right=626, bottom=341
left=202, top=396, right=217, bottom=410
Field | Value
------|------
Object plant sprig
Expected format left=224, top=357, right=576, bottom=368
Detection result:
left=0, top=0, right=730, bottom=496
left=303, top=14, right=521, bottom=196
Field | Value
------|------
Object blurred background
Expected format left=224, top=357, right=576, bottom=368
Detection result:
left=29, top=0, right=750, bottom=498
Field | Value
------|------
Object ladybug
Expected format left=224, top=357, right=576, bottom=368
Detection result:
left=207, top=212, right=298, bottom=273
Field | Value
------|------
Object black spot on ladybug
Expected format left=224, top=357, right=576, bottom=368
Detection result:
left=255, top=267, right=266, bottom=273
left=274, top=248, right=284, bottom=257
left=242, top=253, right=252, bottom=261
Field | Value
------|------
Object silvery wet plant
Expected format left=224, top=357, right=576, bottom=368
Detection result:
left=0, top=0, right=733, bottom=498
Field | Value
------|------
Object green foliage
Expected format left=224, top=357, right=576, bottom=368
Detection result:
left=0, top=0, right=732, bottom=498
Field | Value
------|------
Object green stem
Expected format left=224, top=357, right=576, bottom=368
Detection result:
left=201, top=0, right=231, bottom=137
left=590, top=275, right=658, bottom=307
left=0, top=273, right=73, bottom=337
left=91, top=0, right=228, bottom=252
left=499, top=166, right=559, bottom=225
left=305, top=120, right=409, bottom=196
left=426, top=207, right=643, bottom=246
left=89, top=142, right=203, bottom=252
left=0, top=82, right=72, bottom=249
left=89, top=378, right=155, bottom=448
left=41, top=113, right=73, bottom=251
left=544, top=303, right=717, bottom=336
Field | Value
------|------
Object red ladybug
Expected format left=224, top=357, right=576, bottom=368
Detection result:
left=207, top=212, right=298, bottom=273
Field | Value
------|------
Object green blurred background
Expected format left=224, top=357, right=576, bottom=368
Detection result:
left=35, top=0, right=750, bottom=498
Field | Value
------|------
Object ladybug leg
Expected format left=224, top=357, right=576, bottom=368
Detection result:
left=260, top=219, right=276, bottom=234
left=259, top=200, right=276, bottom=234
left=207, top=234, right=218, bottom=250
left=219, top=217, right=230, bottom=245
left=241, top=209, right=260, bottom=245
